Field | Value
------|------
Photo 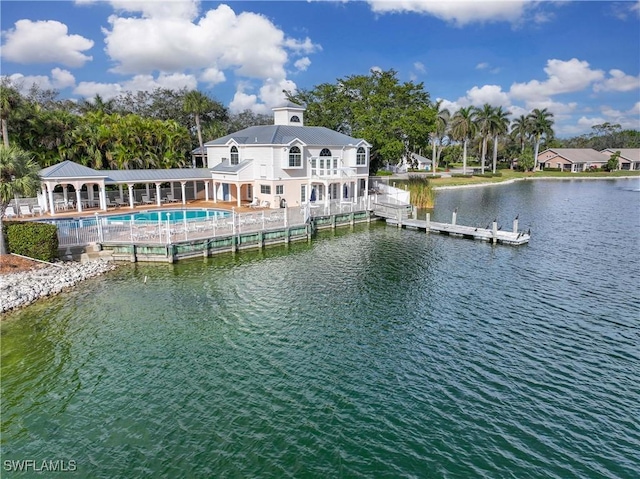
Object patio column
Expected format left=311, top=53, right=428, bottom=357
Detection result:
left=155, top=183, right=162, bottom=207
left=204, top=181, right=210, bottom=202
left=193, top=181, right=198, bottom=201
left=236, top=184, right=241, bottom=207
left=213, top=181, right=218, bottom=203
left=180, top=182, right=187, bottom=205
left=47, top=183, right=55, bottom=216
left=99, top=184, right=107, bottom=211
left=118, top=184, right=124, bottom=200
left=75, top=188, right=83, bottom=213
left=63, top=185, right=69, bottom=204
left=128, top=184, right=135, bottom=208
left=145, top=184, right=150, bottom=196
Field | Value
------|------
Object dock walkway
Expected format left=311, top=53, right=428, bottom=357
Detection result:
left=386, top=215, right=530, bottom=246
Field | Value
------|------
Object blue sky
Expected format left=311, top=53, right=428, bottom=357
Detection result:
left=1, top=0, right=639, bottom=137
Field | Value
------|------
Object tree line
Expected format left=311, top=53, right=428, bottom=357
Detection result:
left=1, top=70, right=638, bottom=173
left=0, top=78, right=273, bottom=170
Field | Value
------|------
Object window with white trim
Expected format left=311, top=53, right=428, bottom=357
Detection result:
left=230, top=146, right=239, bottom=165
left=276, top=185, right=284, bottom=195
left=260, top=185, right=271, bottom=194
left=300, top=184, right=307, bottom=204
left=290, top=115, right=300, bottom=123
left=356, top=147, right=366, bottom=166
left=288, top=146, right=301, bottom=167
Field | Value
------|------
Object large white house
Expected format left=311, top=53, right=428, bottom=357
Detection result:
left=204, top=103, right=372, bottom=209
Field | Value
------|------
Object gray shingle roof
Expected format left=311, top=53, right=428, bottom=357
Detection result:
left=39, top=160, right=107, bottom=179
left=205, top=125, right=368, bottom=148
left=211, top=159, right=252, bottom=174
left=39, top=161, right=212, bottom=184
left=105, top=169, right=212, bottom=183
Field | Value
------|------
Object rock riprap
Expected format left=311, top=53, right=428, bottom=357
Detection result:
left=1, top=260, right=117, bottom=313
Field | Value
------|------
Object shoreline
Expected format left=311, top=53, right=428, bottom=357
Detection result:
left=432, top=175, right=640, bottom=191
left=0, top=259, right=118, bottom=316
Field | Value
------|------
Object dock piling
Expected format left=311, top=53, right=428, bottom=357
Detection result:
left=492, top=220, right=498, bottom=244
left=452, top=208, right=458, bottom=225
left=513, top=215, right=519, bottom=233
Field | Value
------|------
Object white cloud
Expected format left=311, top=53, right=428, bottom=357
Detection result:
left=74, top=81, right=123, bottom=100
left=510, top=58, right=605, bottom=101
left=593, top=69, right=640, bottom=92
left=200, top=68, right=226, bottom=86
left=294, top=57, right=311, bottom=72
left=103, top=3, right=320, bottom=82
left=108, top=0, right=199, bottom=20
left=414, top=61, right=426, bottom=73
left=73, top=73, right=197, bottom=100
left=5, top=68, right=76, bottom=92
left=367, top=0, right=532, bottom=26
left=1, top=19, right=94, bottom=67
left=229, top=78, right=298, bottom=114
left=476, top=62, right=489, bottom=70
left=51, top=68, right=76, bottom=89
left=466, top=84, right=510, bottom=107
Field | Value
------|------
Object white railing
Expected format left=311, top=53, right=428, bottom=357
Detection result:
left=45, top=198, right=372, bottom=248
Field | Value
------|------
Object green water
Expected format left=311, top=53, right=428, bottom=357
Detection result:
left=2, top=179, right=639, bottom=478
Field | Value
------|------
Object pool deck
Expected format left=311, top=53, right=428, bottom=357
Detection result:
left=15, top=199, right=263, bottom=221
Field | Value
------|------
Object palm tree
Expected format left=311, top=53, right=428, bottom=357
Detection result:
left=527, top=108, right=554, bottom=170
left=431, top=100, right=450, bottom=175
left=474, top=104, right=495, bottom=174
left=490, top=106, right=511, bottom=174
left=183, top=90, right=215, bottom=168
left=0, top=84, right=22, bottom=148
left=450, top=107, right=477, bottom=175
left=510, top=115, right=529, bottom=155
left=0, top=146, right=41, bottom=254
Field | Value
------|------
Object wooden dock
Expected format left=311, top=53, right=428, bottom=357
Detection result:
left=386, top=212, right=530, bottom=246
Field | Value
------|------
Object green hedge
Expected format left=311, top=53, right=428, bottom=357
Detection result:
left=5, top=222, right=59, bottom=261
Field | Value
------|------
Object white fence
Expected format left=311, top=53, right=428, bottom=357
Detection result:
left=46, top=198, right=372, bottom=247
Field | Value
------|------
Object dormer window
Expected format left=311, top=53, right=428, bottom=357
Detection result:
left=356, top=147, right=366, bottom=166
left=290, top=115, right=300, bottom=123
left=230, top=146, right=239, bottom=165
left=289, top=146, right=302, bottom=167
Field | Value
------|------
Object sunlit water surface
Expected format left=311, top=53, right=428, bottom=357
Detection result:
left=2, top=179, right=639, bottom=478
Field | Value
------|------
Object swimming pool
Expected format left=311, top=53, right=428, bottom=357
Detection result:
left=106, top=209, right=230, bottom=223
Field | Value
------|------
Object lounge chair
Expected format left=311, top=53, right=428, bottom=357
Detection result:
left=4, top=206, right=16, bottom=219
left=259, top=200, right=270, bottom=208
left=164, top=193, right=179, bottom=203
left=106, top=198, right=118, bottom=208
left=141, top=194, right=154, bottom=205
left=248, top=197, right=259, bottom=208
left=115, top=198, right=127, bottom=207
left=19, top=205, right=33, bottom=217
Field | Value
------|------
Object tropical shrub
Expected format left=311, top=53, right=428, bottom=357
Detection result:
left=5, top=221, right=58, bottom=261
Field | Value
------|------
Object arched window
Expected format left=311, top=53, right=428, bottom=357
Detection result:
left=290, top=115, right=300, bottom=123
left=230, top=146, right=239, bottom=165
left=289, top=146, right=301, bottom=167
left=356, top=147, right=366, bottom=166
left=320, top=148, right=332, bottom=157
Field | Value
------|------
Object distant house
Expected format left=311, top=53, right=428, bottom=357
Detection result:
left=537, top=148, right=608, bottom=172
left=601, top=148, right=640, bottom=170
left=409, top=152, right=432, bottom=171
left=204, top=103, right=371, bottom=208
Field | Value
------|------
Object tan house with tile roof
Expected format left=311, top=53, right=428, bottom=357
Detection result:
left=537, top=148, right=609, bottom=172
left=601, top=148, right=640, bottom=170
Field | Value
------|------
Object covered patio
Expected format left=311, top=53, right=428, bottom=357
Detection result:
left=37, top=161, right=228, bottom=217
